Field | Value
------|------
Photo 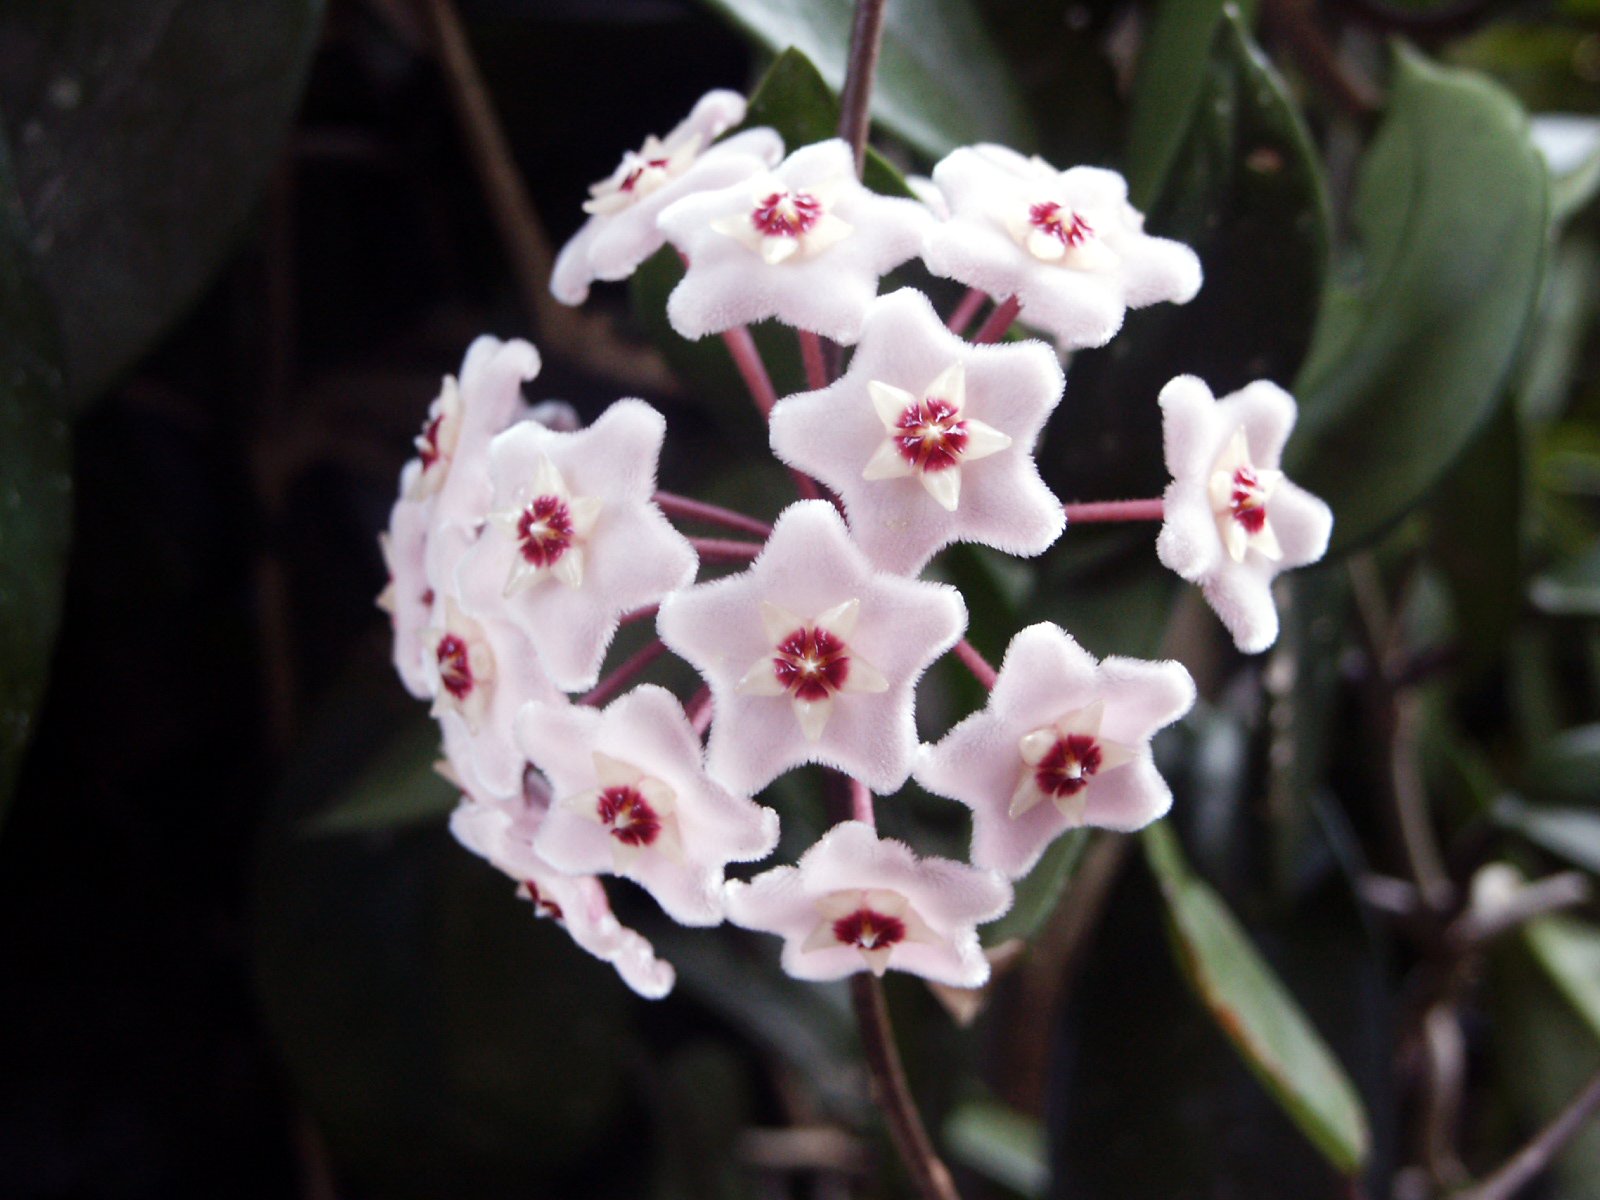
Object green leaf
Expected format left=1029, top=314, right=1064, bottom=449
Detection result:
left=302, top=716, right=455, bottom=836
left=698, top=0, right=1034, bottom=158
left=0, top=0, right=324, bottom=411
left=736, top=48, right=914, bottom=198
left=1042, top=7, right=1329, bottom=515
left=1497, top=796, right=1600, bottom=876
left=1125, top=0, right=1254, bottom=209
left=1142, top=823, right=1371, bottom=1174
left=1525, top=914, right=1600, bottom=1037
left=944, top=1100, right=1048, bottom=1198
left=1428, top=400, right=1522, bottom=675
left=1523, top=723, right=1600, bottom=803
left=1289, top=45, right=1550, bottom=554
left=0, top=128, right=69, bottom=824
left=982, top=828, right=1089, bottom=947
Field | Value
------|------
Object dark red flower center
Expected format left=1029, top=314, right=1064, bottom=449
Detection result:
left=620, top=155, right=671, bottom=193
left=435, top=634, right=474, bottom=699
left=597, top=786, right=663, bottom=848
left=893, top=399, right=968, bottom=473
left=417, top=412, right=445, bottom=471
left=772, top=626, right=851, bottom=702
left=1035, top=733, right=1104, bottom=798
left=1028, top=202, right=1094, bottom=248
left=522, top=881, right=564, bottom=922
left=1228, top=467, right=1269, bottom=533
left=516, top=495, right=574, bottom=566
left=832, top=908, right=908, bottom=951
left=751, top=189, right=823, bottom=238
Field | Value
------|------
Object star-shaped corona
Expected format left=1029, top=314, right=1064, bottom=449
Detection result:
left=1155, top=376, right=1333, bottom=654
left=657, top=501, right=966, bottom=794
left=915, top=624, right=1195, bottom=878
left=725, top=821, right=1011, bottom=986
left=769, top=289, right=1066, bottom=575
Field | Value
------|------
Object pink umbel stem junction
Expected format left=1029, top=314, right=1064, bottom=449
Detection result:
left=971, top=294, right=1022, bottom=345
left=689, top=536, right=764, bottom=563
left=653, top=491, right=772, bottom=538
left=1063, top=498, right=1165, bottom=523
left=946, top=286, right=988, bottom=335
left=850, top=775, right=875, bottom=828
left=580, top=639, right=669, bottom=708
left=798, top=328, right=830, bottom=391
left=953, top=638, right=998, bottom=690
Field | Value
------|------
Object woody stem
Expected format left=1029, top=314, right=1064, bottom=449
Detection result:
left=850, top=975, right=964, bottom=1200
left=837, top=0, right=889, bottom=176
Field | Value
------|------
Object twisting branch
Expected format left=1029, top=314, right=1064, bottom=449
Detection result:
left=1454, top=1070, right=1600, bottom=1200
left=850, top=975, right=964, bottom=1200
left=416, top=0, right=677, bottom=393
left=837, top=0, right=890, bottom=176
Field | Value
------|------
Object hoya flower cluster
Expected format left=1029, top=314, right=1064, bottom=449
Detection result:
left=379, top=88, right=1332, bottom=998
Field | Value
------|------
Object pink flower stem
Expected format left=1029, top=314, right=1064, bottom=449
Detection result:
left=618, top=604, right=660, bottom=626
left=580, top=639, right=667, bottom=708
left=849, top=974, right=964, bottom=1200
left=687, top=686, right=714, bottom=737
left=1063, top=498, right=1166, bottom=523
left=946, top=287, right=988, bottom=335
left=798, top=328, right=830, bottom=391
left=721, top=325, right=779, bottom=418
left=850, top=776, right=875, bottom=828
left=836, top=0, right=889, bottom=176
left=970, top=294, right=1022, bottom=344
left=953, top=639, right=998, bottom=691
left=689, top=536, right=764, bottom=563
left=653, top=491, right=772, bottom=538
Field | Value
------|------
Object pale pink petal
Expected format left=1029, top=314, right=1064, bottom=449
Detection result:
left=549, top=90, right=782, bottom=304
left=517, top=686, right=778, bottom=926
left=657, top=501, right=967, bottom=794
left=915, top=623, right=1195, bottom=878
left=456, top=399, right=698, bottom=691
left=1156, top=377, right=1333, bottom=654
left=924, top=147, right=1201, bottom=350
left=769, top=288, right=1066, bottom=575
left=725, top=820, right=1010, bottom=987
left=657, top=139, right=934, bottom=343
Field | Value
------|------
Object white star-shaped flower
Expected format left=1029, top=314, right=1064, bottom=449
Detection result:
left=922, top=144, right=1201, bottom=349
left=915, top=623, right=1195, bottom=878
left=1156, top=376, right=1334, bottom=654
left=455, top=399, right=698, bottom=692
left=724, top=820, right=1011, bottom=986
left=656, top=501, right=966, bottom=794
left=768, top=288, right=1066, bottom=574
left=450, top=784, right=675, bottom=998
left=657, top=139, right=934, bottom=343
left=516, top=684, right=778, bottom=926
left=551, top=89, right=783, bottom=305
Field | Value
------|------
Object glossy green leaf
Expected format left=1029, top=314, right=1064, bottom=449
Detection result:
left=1497, top=796, right=1600, bottom=876
left=1532, top=114, right=1600, bottom=223
left=1142, top=823, right=1371, bottom=1174
left=1523, top=723, right=1600, bottom=803
left=1126, top=0, right=1256, bottom=208
left=698, top=0, right=1034, bottom=158
left=1428, top=401, right=1522, bottom=675
left=0, top=0, right=324, bottom=411
left=1289, top=45, right=1549, bottom=554
left=1525, top=914, right=1600, bottom=1036
left=982, top=828, right=1089, bottom=947
left=1043, top=7, right=1329, bottom=515
left=944, top=1100, right=1048, bottom=1198
left=302, top=716, right=455, bottom=836
left=0, top=129, right=69, bottom=824
left=736, top=48, right=914, bottom=197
